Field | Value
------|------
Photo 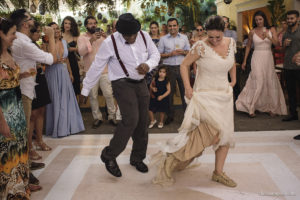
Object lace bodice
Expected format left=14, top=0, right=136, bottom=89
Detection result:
left=190, top=38, right=236, bottom=92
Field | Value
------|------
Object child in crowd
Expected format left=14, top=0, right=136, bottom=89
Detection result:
left=148, top=65, right=171, bottom=129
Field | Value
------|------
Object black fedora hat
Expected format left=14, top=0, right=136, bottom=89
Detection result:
left=116, top=13, right=141, bottom=35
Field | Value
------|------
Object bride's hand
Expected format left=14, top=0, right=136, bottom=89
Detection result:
left=185, top=87, right=193, bottom=100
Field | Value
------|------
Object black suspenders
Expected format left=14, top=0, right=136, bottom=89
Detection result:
left=111, top=31, right=147, bottom=77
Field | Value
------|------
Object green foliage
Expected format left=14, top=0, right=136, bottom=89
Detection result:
left=0, top=0, right=10, bottom=12
left=267, top=0, right=286, bottom=26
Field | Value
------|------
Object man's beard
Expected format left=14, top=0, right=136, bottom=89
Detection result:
left=87, top=27, right=96, bottom=34
left=288, top=21, right=297, bottom=28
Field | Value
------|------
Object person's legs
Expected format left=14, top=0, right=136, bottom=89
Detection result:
left=175, top=67, right=187, bottom=110
left=28, top=109, right=42, bottom=159
left=130, top=81, right=150, bottom=163
left=214, top=145, right=229, bottom=174
left=89, top=80, right=103, bottom=127
left=285, top=70, right=297, bottom=117
left=213, top=145, right=236, bottom=187
left=159, top=112, right=165, bottom=124
left=99, top=74, right=116, bottom=120
left=149, top=111, right=155, bottom=122
left=29, top=109, right=37, bottom=151
left=22, top=95, right=40, bottom=160
left=166, top=66, right=176, bottom=121
left=102, top=80, right=139, bottom=160
left=35, top=107, right=51, bottom=151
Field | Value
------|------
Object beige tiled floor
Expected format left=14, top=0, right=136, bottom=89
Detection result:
left=31, top=131, right=300, bottom=200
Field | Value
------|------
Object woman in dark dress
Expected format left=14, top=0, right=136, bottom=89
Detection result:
left=28, top=21, right=52, bottom=161
left=61, top=16, right=80, bottom=96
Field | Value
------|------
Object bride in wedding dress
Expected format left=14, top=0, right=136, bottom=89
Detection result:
left=152, top=15, right=237, bottom=187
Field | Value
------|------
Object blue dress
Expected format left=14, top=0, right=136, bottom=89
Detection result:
left=45, top=39, right=85, bottom=138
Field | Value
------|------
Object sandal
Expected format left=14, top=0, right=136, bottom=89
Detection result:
left=29, top=184, right=42, bottom=192
left=29, top=149, right=42, bottom=160
left=34, top=141, right=52, bottom=151
left=212, top=171, right=237, bottom=187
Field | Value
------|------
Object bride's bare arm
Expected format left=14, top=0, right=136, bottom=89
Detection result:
left=180, top=51, right=201, bottom=99
left=229, top=63, right=236, bottom=87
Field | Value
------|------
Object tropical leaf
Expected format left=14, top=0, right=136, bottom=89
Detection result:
left=0, top=0, right=10, bottom=11
left=8, top=0, right=29, bottom=9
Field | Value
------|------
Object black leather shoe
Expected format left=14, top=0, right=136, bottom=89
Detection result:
left=30, top=162, right=45, bottom=170
left=92, top=120, right=103, bottom=129
left=29, top=172, right=40, bottom=185
left=282, top=115, right=298, bottom=122
left=164, top=117, right=174, bottom=125
left=294, top=135, right=300, bottom=140
left=130, top=161, right=148, bottom=173
left=100, top=154, right=122, bottom=177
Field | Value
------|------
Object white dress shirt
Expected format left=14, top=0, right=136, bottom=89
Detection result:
left=81, top=31, right=160, bottom=96
left=12, top=32, right=53, bottom=100
left=158, top=33, right=190, bottom=66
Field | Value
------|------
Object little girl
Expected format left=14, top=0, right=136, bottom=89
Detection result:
left=148, top=66, right=171, bottom=129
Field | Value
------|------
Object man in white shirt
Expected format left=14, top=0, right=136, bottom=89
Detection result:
left=10, top=8, right=57, bottom=191
left=10, top=9, right=56, bottom=144
left=158, top=18, right=190, bottom=125
left=81, top=13, right=160, bottom=177
left=78, top=16, right=117, bottom=128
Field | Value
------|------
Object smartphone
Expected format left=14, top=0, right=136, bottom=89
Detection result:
left=95, top=27, right=101, bottom=32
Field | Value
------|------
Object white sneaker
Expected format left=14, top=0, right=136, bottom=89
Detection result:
left=148, top=120, right=157, bottom=128
left=158, top=122, right=164, bottom=128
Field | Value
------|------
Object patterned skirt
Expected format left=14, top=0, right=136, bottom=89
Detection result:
left=0, top=87, right=30, bottom=199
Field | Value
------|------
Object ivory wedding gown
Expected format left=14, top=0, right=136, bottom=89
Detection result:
left=152, top=38, right=236, bottom=185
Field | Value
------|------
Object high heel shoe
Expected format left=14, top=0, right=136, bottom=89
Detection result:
left=34, top=141, right=52, bottom=151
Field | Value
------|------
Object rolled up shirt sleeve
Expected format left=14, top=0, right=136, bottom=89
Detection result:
left=23, top=42, right=53, bottom=65
left=143, top=32, right=160, bottom=71
left=157, top=38, right=165, bottom=54
left=78, top=35, right=92, bottom=57
left=183, top=35, right=191, bottom=51
left=81, top=41, right=112, bottom=96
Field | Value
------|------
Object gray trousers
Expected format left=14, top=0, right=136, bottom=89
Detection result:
left=167, top=65, right=186, bottom=118
left=102, top=78, right=149, bottom=162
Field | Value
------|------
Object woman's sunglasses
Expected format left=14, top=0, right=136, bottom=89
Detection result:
left=197, top=29, right=203, bottom=31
